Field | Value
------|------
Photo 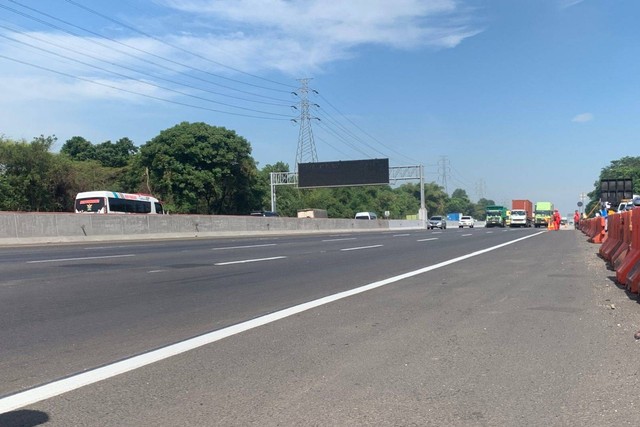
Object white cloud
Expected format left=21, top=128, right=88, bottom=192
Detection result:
left=559, top=0, right=585, bottom=9
left=572, top=113, right=594, bottom=123
left=159, top=0, right=483, bottom=73
left=0, top=0, right=483, bottom=123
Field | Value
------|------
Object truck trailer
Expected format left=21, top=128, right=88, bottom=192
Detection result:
left=485, top=205, right=509, bottom=228
left=510, top=199, right=533, bottom=227
left=534, top=201, right=554, bottom=228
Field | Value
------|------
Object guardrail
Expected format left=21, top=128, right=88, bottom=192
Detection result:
left=581, top=208, right=640, bottom=292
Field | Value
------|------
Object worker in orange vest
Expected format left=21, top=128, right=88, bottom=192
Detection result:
left=553, top=209, right=561, bottom=231
left=573, top=210, right=580, bottom=230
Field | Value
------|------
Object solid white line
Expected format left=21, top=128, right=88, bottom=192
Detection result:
left=340, top=245, right=383, bottom=251
left=0, top=231, right=544, bottom=414
left=461, top=234, right=473, bottom=237
left=416, top=238, right=438, bottom=242
left=214, top=256, right=286, bottom=266
left=321, top=238, right=357, bottom=242
left=26, top=254, right=135, bottom=264
left=393, top=234, right=411, bottom=237
left=211, top=244, right=277, bottom=251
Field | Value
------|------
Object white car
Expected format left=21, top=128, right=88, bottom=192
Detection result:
left=459, top=215, right=474, bottom=228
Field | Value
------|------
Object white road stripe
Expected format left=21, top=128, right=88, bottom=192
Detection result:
left=393, top=234, right=411, bottom=237
left=214, top=256, right=286, bottom=266
left=321, top=238, right=357, bottom=242
left=211, top=244, right=277, bottom=251
left=340, top=245, right=383, bottom=251
left=417, top=238, right=438, bottom=242
left=26, top=254, right=135, bottom=264
left=0, top=231, right=544, bottom=414
left=461, top=234, right=473, bottom=237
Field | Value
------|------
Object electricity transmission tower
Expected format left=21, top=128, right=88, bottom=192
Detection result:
left=292, top=78, right=318, bottom=170
left=437, top=156, right=451, bottom=194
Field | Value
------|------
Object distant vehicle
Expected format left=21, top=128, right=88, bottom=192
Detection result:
left=561, top=217, right=568, bottom=225
left=75, top=191, right=164, bottom=214
left=297, top=209, right=328, bottom=218
left=250, top=211, right=279, bottom=217
left=355, top=211, right=377, bottom=220
left=509, top=209, right=531, bottom=228
left=511, top=199, right=533, bottom=227
left=534, top=201, right=554, bottom=227
left=617, top=195, right=640, bottom=212
left=459, top=216, right=474, bottom=228
left=485, top=205, right=508, bottom=228
left=428, top=215, right=447, bottom=230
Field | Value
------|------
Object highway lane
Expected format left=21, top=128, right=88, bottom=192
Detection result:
left=0, top=227, right=540, bottom=398
left=23, top=228, right=638, bottom=424
left=3, top=227, right=639, bottom=425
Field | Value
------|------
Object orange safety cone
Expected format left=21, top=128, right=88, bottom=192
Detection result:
left=548, top=220, right=555, bottom=230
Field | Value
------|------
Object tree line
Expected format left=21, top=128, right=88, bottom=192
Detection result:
left=4, top=121, right=635, bottom=218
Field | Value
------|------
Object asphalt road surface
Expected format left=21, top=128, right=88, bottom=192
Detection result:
left=1, top=227, right=640, bottom=426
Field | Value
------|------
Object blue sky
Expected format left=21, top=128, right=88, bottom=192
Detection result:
left=0, top=0, right=638, bottom=217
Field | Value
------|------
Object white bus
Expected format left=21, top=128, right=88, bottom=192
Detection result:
left=75, top=191, right=164, bottom=214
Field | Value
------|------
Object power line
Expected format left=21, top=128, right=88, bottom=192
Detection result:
left=0, top=54, right=291, bottom=120
left=1, top=2, right=293, bottom=103
left=0, top=32, right=293, bottom=117
left=60, top=0, right=296, bottom=91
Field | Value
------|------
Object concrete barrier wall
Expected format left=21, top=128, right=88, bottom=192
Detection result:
left=0, top=212, right=426, bottom=245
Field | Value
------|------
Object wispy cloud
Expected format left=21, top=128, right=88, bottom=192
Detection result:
left=0, top=0, right=483, bottom=101
left=559, top=0, right=585, bottom=9
left=160, top=0, right=483, bottom=73
left=572, top=113, right=593, bottom=123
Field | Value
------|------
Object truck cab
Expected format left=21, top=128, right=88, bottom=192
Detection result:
left=485, top=205, right=508, bottom=228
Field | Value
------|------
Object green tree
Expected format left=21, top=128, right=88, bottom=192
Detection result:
left=95, top=137, right=138, bottom=168
left=446, top=188, right=472, bottom=215
left=0, top=135, right=61, bottom=211
left=473, top=197, right=495, bottom=219
left=60, top=136, right=96, bottom=161
left=140, top=122, right=259, bottom=214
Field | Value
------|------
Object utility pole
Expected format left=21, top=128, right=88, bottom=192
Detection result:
left=292, top=78, right=318, bottom=170
left=579, top=192, right=588, bottom=214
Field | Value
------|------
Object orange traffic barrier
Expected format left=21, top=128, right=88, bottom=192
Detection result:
left=588, top=216, right=606, bottom=244
left=612, top=211, right=633, bottom=270
left=619, top=208, right=640, bottom=292
left=599, top=213, right=622, bottom=262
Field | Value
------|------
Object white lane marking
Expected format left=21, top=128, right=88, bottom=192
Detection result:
left=461, top=234, right=473, bottom=237
left=340, top=245, right=383, bottom=251
left=214, top=256, right=286, bottom=266
left=148, top=270, right=166, bottom=273
left=211, top=244, right=277, bottom=251
left=0, top=231, right=544, bottom=414
left=26, top=254, right=135, bottom=264
left=417, top=238, right=438, bottom=242
left=321, top=238, right=357, bottom=242
left=393, top=234, right=411, bottom=237
left=486, top=231, right=493, bottom=234
left=84, top=245, right=152, bottom=250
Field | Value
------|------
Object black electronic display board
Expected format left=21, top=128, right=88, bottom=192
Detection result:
left=600, top=178, right=633, bottom=205
left=298, top=159, right=389, bottom=188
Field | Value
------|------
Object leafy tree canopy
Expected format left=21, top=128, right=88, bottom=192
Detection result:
left=140, top=122, right=258, bottom=214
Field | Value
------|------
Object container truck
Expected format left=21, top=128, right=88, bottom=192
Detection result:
left=510, top=199, right=533, bottom=227
left=534, top=201, right=554, bottom=228
left=485, top=205, right=509, bottom=228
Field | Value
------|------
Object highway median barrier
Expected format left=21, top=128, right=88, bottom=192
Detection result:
left=584, top=208, right=640, bottom=294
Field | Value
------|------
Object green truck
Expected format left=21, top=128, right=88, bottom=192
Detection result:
left=534, top=201, right=554, bottom=228
left=485, top=205, right=509, bottom=228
